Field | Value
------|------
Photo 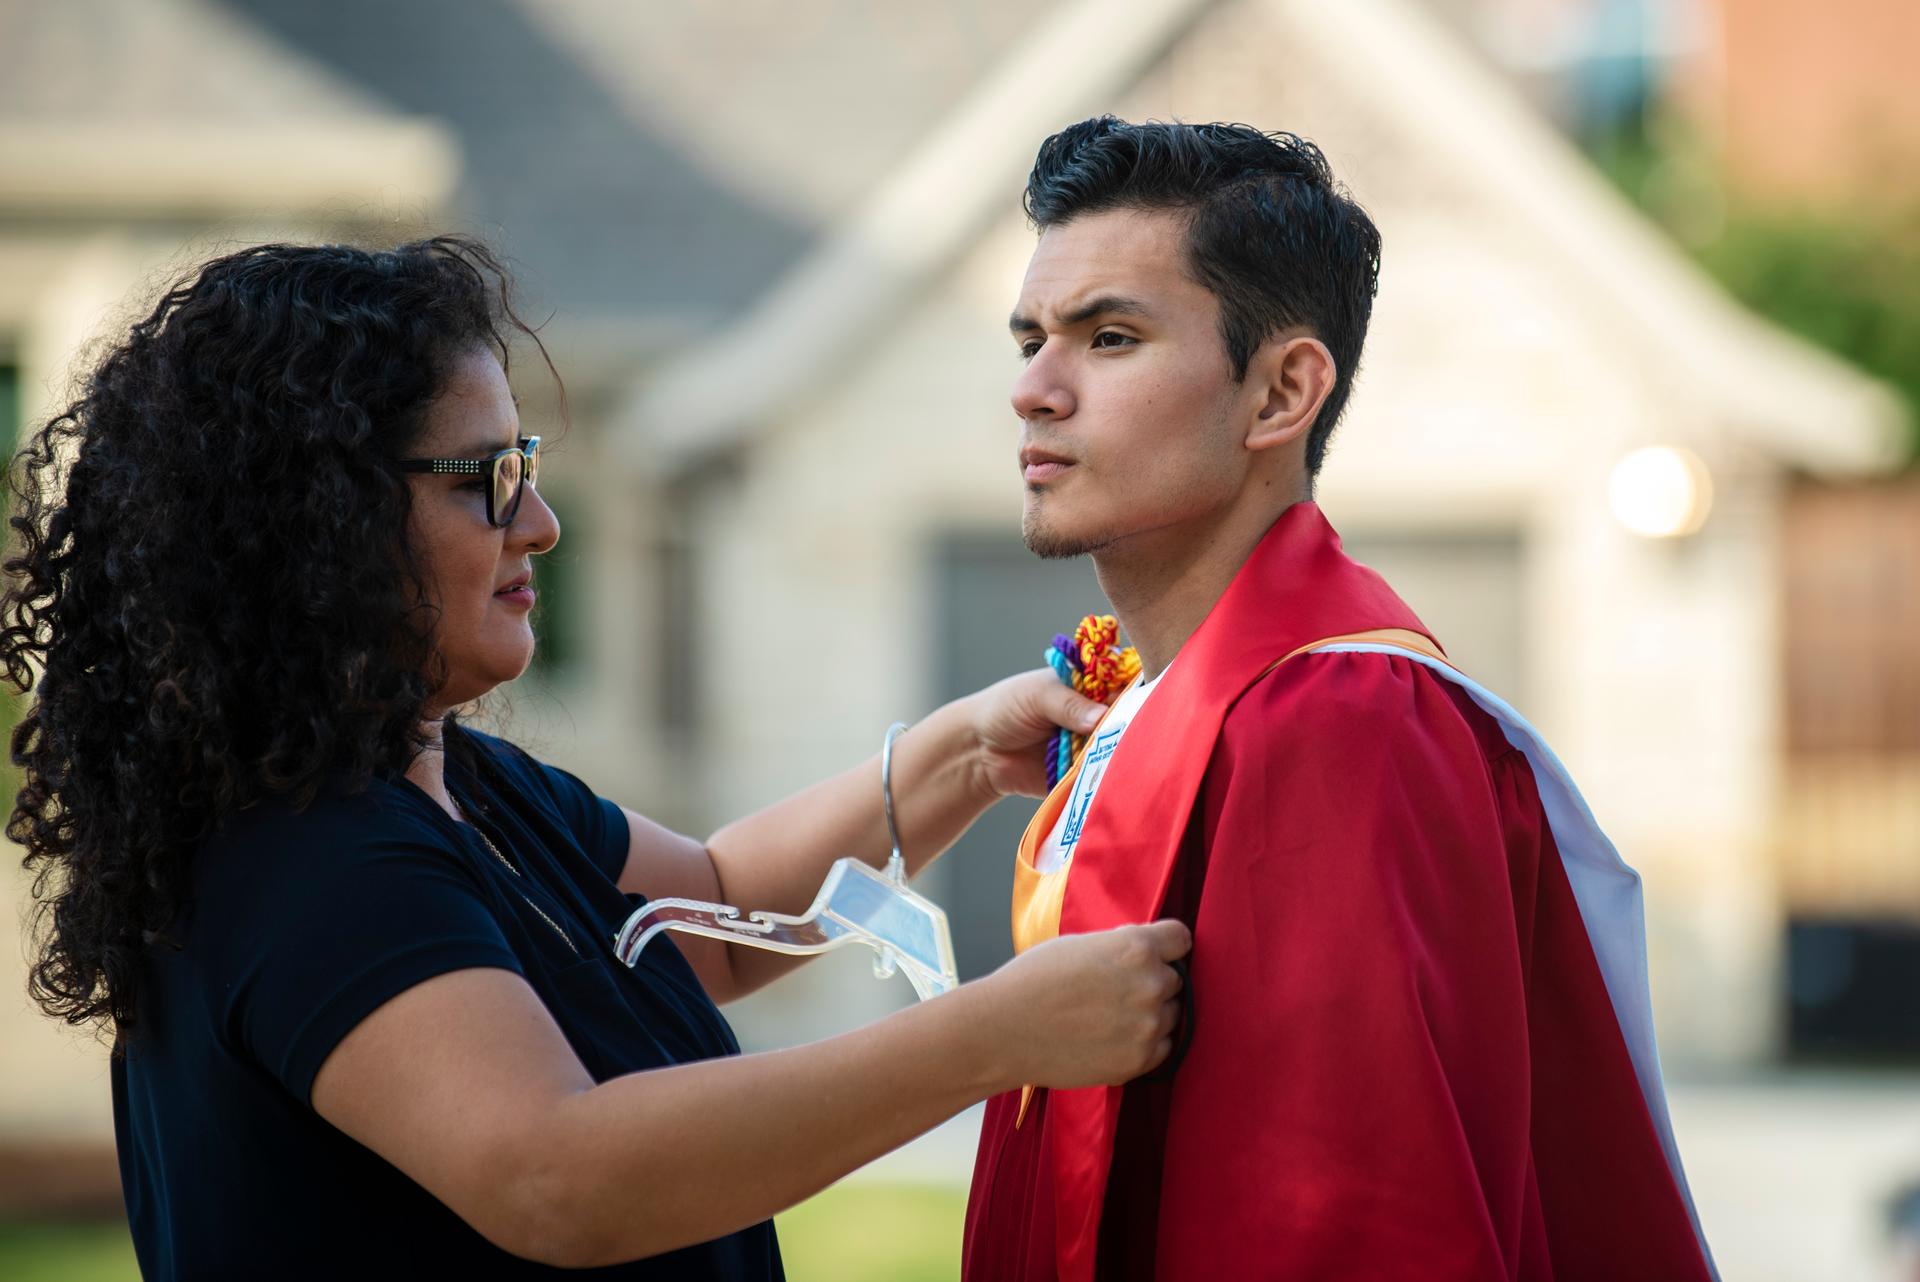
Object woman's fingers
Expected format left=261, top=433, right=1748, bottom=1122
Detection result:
left=1050, top=681, right=1108, bottom=733
left=1142, top=917, right=1193, bottom=962
left=979, top=919, right=1194, bottom=1090
left=1150, top=1037, right=1174, bottom=1069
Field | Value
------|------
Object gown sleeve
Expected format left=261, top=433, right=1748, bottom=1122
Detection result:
left=1151, top=651, right=1540, bottom=1281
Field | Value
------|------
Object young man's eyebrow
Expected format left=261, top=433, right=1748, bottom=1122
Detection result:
left=1008, top=294, right=1153, bottom=333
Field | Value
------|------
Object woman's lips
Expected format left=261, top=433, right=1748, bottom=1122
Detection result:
left=1023, top=460, right=1072, bottom=484
left=493, top=585, right=535, bottom=609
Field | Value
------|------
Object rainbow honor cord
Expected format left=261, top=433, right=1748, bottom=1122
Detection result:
left=1043, top=614, right=1141, bottom=789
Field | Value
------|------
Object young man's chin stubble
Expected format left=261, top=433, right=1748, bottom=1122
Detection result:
left=1021, top=495, right=1115, bottom=561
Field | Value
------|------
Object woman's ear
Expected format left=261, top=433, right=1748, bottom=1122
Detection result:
left=1246, top=334, right=1336, bottom=454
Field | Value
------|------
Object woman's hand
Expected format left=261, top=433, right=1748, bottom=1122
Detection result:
left=968, top=919, right=1192, bottom=1090
left=965, top=668, right=1110, bottom=800
left=693, top=668, right=1107, bottom=1005
left=311, top=919, right=1192, bottom=1266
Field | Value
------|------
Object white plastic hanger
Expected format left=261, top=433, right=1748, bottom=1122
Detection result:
left=612, top=723, right=960, bottom=1001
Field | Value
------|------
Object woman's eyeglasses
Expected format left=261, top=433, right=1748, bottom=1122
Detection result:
left=398, top=436, right=541, bottom=528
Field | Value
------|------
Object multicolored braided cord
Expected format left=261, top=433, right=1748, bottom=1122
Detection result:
left=1043, top=614, right=1142, bottom=789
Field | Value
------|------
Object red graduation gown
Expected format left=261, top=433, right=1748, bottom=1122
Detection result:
left=962, top=502, right=1712, bottom=1282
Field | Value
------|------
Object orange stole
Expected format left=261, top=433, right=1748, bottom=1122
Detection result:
left=1005, top=627, right=1451, bottom=1124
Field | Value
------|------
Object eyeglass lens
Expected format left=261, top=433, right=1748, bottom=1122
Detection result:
left=494, top=452, right=522, bottom=526
left=492, top=440, right=539, bottom=527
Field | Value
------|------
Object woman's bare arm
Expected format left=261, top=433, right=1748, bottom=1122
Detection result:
left=608, top=672, right=1106, bottom=1002
left=311, top=919, right=1189, bottom=1267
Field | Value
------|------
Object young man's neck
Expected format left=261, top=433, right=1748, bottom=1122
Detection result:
left=1094, top=493, right=1309, bottom=682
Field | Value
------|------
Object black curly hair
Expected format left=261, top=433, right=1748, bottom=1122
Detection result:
left=1024, top=117, right=1383, bottom=474
left=3, top=235, right=555, bottom=1034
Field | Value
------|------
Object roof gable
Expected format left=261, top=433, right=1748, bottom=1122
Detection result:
left=618, top=0, right=1906, bottom=476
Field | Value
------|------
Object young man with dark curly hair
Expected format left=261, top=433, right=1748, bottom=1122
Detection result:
left=962, top=117, right=1719, bottom=1282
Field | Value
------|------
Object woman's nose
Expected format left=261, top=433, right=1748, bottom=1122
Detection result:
left=512, top=485, right=561, bottom=554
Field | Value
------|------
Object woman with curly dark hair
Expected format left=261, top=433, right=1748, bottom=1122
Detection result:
left=4, top=237, right=1189, bottom=1278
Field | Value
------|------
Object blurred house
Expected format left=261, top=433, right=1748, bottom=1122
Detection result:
left=611, top=0, right=1909, bottom=1066
left=0, top=0, right=1909, bottom=1207
left=1640, top=0, right=1920, bottom=1068
left=0, top=0, right=1055, bottom=1154
left=0, top=0, right=467, bottom=1169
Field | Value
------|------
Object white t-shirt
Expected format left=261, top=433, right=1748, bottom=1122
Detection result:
left=1033, top=664, right=1168, bottom=875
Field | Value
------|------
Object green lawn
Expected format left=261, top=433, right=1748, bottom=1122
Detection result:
left=777, top=1181, right=966, bottom=1282
left=0, top=1181, right=967, bottom=1280
left=0, top=1219, right=138, bottom=1282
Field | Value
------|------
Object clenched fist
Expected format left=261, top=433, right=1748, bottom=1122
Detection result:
left=969, top=919, right=1192, bottom=1090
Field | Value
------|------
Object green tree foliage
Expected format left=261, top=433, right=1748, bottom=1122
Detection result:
left=1692, top=214, right=1920, bottom=460
left=1588, top=121, right=1920, bottom=463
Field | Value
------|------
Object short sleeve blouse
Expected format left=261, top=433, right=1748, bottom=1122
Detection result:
left=112, top=724, right=784, bottom=1280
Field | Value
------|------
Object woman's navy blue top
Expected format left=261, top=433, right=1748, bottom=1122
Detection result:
left=112, top=724, right=784, bottom=1280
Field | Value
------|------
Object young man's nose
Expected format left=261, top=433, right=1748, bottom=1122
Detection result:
left=1011, top=353, right=1076, bottom=421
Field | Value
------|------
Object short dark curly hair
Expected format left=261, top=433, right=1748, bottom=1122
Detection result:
left=1024, top=117, right=1383, bottom=474
left=3, top=236, right=553, bottom=1034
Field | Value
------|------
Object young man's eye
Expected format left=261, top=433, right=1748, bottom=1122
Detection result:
left=1092, top=331, right=1137, bottom=349
left=1017, top=339, right=1043, bottom=361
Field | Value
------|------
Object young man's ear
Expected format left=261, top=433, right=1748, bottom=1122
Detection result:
left=1246, top=334, right=1336, bottom=453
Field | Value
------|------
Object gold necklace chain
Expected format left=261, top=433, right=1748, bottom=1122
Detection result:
left=450, top=795, right=578, bottom=955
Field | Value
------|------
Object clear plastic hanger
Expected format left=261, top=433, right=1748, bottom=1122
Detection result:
left=612, top=723, right=960, bottom=1001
